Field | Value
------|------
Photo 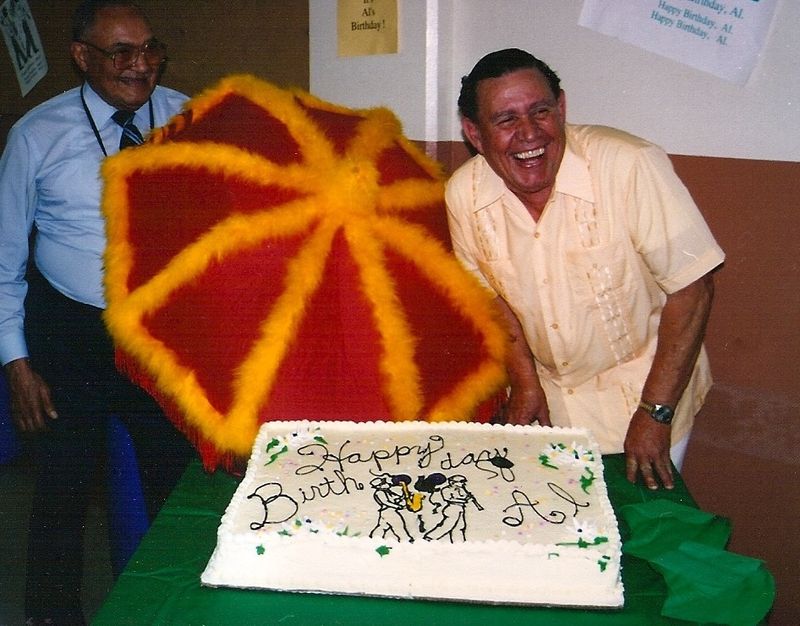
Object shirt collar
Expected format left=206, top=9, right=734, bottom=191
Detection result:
left=554, top=126, right=594, bottom=203
left=471, top=124, right=595, bottom=210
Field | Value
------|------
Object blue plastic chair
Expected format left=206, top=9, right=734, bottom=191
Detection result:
left=106, top=416, right=150, bottom=575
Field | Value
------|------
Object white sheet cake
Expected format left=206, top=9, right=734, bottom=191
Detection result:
left=201, top=420, right=624, bottom=607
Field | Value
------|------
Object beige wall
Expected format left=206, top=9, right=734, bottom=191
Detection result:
left=311, top=0, right=800, bottom=161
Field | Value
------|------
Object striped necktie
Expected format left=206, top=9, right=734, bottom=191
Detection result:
left=112, top=110, right=144, bottom=150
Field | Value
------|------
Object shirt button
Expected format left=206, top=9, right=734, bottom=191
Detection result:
left=551, top=323, right=559, bottom=330
left=534, top=232, right=541, bottom=239
left=561, top=361, right=569, bottom=367
left=567, top=389, right=574, bottom=395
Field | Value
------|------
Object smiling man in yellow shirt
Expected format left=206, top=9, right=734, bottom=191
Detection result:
left=446, top=48, right=724, bottom=491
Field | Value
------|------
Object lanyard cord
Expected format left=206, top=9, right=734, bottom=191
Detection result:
left=80, top=83, right=154, bottom=156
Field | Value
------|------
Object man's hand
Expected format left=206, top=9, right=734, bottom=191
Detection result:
left=4, top=358, right=57, bottom=433
left=624, top=272, right=715, bottom=490
left=493, top=296, right=552, bottom=426
left=504, top=379, right=551, bottom=426
left=623, top=408, right=673, bottom=490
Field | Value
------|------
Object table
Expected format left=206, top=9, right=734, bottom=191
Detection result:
left=92, top=455, right=696, bottom=625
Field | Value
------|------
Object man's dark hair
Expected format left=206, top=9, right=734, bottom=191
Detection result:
left=458, top=48, right=562, bottom=121
left=72, top=0, right=145, bottom=41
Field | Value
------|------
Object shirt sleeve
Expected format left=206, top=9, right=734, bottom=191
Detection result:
left=0, top=123, right=37, bottom=365
left=445, top=166, right=496, bottom=295
left=626, top=143, right=725, bottom=294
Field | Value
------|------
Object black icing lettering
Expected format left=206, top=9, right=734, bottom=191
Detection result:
left=296, top=436, right=447, bottom=474
left=502, top=489, right=541, bottom=527
left=247, top=482, right=299, bottom=529
left=417, top=435, right=445, bottom=468
left=547, top=482, right=590, bottom=517
left=294, top=442, right=333, bottom=475
left=299, top=469, right=364, bottom=503
left=501, top=483, right=589, bottom=527
left=440, top=446, right=516, bottom=482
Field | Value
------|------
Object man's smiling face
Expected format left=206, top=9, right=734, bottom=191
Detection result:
left=462, top=68, right=567, bottom=217
left=71, top=5, right=160, bottom=112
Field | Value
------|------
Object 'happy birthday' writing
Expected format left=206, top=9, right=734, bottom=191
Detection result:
left=294, top=436, right=515, bottom=481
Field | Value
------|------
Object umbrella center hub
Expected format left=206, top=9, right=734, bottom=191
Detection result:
left=329, top=159, right=380, bottom=218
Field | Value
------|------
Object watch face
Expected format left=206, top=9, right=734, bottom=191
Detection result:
left=653, top=404, right=674, bottom=424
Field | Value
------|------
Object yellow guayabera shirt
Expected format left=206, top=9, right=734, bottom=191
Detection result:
left=446, top=125, right=725, bottom=454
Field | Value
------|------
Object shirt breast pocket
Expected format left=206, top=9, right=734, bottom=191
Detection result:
left=565, top=241, right=634, bottom=310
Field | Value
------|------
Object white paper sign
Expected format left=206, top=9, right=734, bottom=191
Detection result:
left=579, top=0, right=779, bottom=84
left=0, top=0, right=47, bottom=96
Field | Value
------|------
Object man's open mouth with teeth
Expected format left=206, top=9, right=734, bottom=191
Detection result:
left=513, top=147, right=546, bottom=161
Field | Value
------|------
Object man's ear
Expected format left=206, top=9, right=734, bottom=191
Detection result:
left=70, top=41, right=89, bottom=73
left=461, top=117, right=484, bottom=154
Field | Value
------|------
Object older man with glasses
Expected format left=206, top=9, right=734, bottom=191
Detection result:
left=0, top=1, right=194, bottom=623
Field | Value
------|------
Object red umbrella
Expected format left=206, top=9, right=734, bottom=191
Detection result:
left=102, top=75, right=507, bottom=472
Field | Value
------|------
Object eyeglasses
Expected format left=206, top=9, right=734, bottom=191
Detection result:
left=79, top=39, right=168, bottom=69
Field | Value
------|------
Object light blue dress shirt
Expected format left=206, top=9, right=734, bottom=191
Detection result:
left=0, top=82, right=188, bottom=365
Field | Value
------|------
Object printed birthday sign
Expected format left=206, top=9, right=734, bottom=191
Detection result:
left=337, top=0, right=398, bottom=57
left=579, top=0, right=779, bottom=84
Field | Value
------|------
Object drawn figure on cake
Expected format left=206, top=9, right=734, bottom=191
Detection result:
left=394, top=474, right=425, bottom=512
left=369, top=473, right=415, bottom=542
left=423, top=474, right=483, bottom=542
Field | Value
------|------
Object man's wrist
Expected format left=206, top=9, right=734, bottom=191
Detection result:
left=638, top=399, right=674, bottom=425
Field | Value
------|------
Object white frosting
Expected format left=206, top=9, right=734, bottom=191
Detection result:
left=201, top=420, right=624, bottom=607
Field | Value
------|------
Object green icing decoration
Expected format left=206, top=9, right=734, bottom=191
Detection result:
left=557, top=536, right=609, bottom=549
left=313, top=435, right=328, bottom=444
left=265, top=446, right=288, bottom=465
left=539, top=453, right=558, bottom=469
left=579, top=467, right=596, bottom=493
left=256, top=544, right=265, bottom=555
left=376, top=545, right=392, bottom=557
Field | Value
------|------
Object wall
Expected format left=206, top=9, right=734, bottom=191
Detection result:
left=312, top=0, right=799, bottom=162
left=446, top=0, right=798, bottom=161
left=671, top=155, right=799, bottom=626
left=311, top=2, right=799, bottom=624
left=310, top=0, right=455, bottom=157
left=0, top=0, right=309, bottom=146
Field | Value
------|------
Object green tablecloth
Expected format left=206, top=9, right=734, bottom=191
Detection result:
left=92, top=455, right=696, bottom=625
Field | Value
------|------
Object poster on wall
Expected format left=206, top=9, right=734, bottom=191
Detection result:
left=337, top=0, right=398, bottom=57
left=0, top=0, right=47, bottom=96
left=578, top=0, right=779, bottom=85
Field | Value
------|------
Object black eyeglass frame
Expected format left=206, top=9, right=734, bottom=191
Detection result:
left=78, top=39, right=168, bottom=69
